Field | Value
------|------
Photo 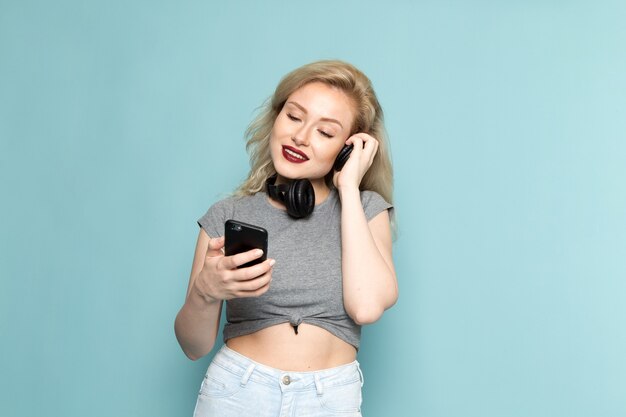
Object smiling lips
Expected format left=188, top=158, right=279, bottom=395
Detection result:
left=282, top=145, right=309, bottom=163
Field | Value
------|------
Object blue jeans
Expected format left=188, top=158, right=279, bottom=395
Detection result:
left=193, top=344, right=364, bottom=417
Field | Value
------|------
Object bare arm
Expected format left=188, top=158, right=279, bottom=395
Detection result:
left=174, top=229, right=274, bottom=360
left=340, top=190, right=397, bottom=324
left=174, top=230, right=223, bottom=360
left=334, top=133, right=398, bottom=324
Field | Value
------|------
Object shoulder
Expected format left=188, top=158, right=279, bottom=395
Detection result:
left=206, top=193, right=259, bottom=211
left=208, top=194, right=242, bottom=209
left=359, top=189, right=388, bottom=204
left=197, top=193, right=261, bottom=237
left=359, top=190, right=394, bottom=222
left=359, top=189, right=392, bottom=209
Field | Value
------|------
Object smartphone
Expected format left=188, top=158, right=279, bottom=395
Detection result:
left=224, top=220, right=268, bottom=268
left=333, top=144, right=354, bottom=171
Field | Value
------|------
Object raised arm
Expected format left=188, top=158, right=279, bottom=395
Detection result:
left=335, top=134, right=398, bottom=325
left=339, top=192, right=397, bottom=324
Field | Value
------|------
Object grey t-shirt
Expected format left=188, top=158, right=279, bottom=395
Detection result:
left=197, top=188, right=393, bottom=349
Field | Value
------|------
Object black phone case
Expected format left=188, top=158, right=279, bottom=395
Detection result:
left=333, top=144, right=354, bottom=171
left=224, top=220, right=268, bottom=268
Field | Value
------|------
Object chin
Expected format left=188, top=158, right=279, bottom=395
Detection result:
left=276, top=171, right=306, bottom=181
left=273, top=162, right=304, bottom=180
left=272, top=159, right=331, bottom=182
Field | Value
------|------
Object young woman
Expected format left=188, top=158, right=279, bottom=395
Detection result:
left=175, top=60, right=398, bottom=416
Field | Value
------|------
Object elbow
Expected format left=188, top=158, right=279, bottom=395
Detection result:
left=388, top=285, right=399, bottom=308
left=348, top=285, right=399, bottom=325
left=351, top=305, right=385, bottom=325
left=185, top=352, right=203, bottom=362
left=185, top=351, right=200, bottom=361
left=178, top=331, right=215, bottom=361
left=181, top=343, right=213, bottom=361
left=174, top=319, right=214, bottom=361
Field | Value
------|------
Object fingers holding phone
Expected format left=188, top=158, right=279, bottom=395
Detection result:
left=198, top=247, right=274, bottom=301
left=205, top=236, right=225, bottom=257
left=222, top=253, right=275, bottom=298
left=222, top=219, right=274, bottom=298
left=195, top=220, right=274, bottom=301
left=333, top=133, right=379, bottom=191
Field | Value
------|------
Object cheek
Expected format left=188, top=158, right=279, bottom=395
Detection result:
left=326, top=148, right=340, bottom=162
left=269, top=134, right=279, bottom=157
left=271, top=115, right=289, bottom=136
left=316, top=144, right=343, bottom=168
left=269, top=131, right=286, bottom=165
left=269, top=125, right=282, bottom=147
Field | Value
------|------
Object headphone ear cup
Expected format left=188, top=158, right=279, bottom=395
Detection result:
left=266, top=174, right=282, bottom=202
left=333, top=144, right=354, bottom=171
left=285, top=179, right=315, bottom=218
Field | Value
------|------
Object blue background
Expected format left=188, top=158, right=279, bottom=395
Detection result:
left=1, top=1, right=625, bottom=416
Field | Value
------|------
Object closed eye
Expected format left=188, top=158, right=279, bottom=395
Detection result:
left=318, top=130, right=334, bottom=138
left=287, top=113, right=301, bottom=122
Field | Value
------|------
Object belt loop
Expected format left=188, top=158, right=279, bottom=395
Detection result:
left=314, top=373, right=323, bottom=396
left=356, top=362, right=364, bottom=387
left=240, top=363, right=255, bottom=387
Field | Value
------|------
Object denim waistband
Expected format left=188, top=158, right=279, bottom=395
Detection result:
left=211, top=344, right=363, bottom=393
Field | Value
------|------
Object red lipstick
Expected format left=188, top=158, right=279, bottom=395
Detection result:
left=282, top=145, right=309, bottom=163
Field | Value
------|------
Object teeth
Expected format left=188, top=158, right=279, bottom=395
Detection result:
left=285, top=148, right=306, bottom=160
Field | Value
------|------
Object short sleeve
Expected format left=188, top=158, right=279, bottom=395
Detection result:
left=196, top=198, right=233, bottom=238
left=360, top=190, right=393, bottom=222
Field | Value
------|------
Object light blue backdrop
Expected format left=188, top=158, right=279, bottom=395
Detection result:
left=1, top=1, right=624, bottom=416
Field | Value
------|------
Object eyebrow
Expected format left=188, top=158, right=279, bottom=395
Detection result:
left=286, top=101, right=344, bottom=129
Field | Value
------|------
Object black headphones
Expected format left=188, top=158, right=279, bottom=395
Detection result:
left=266, top=144, right=353, bottom=218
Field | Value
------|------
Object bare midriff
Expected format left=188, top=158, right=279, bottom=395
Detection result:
left=226, top=323, right=357, bottom=371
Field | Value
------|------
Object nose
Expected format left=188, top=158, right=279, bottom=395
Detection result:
left=291, top=135, right=307, bottom=147
left=291, top=125, right=309, bottom=147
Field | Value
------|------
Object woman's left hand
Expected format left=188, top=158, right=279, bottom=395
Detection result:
left=333, top=133, right=379, bottom=191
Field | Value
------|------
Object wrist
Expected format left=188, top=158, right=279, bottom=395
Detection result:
left=188, top=286, right=220, bottom=308
left=337, top=185, right=360, bottom=200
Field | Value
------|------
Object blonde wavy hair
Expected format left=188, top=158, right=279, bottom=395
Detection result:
left=235, top=60, right=393, bottom=206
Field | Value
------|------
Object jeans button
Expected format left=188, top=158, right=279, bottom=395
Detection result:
left=282, top=375, right=291, bottom=385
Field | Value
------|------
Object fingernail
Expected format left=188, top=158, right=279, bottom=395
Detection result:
left=269, top=259, right=276, bottom=266
left=256, top=249, right=264, bottom=256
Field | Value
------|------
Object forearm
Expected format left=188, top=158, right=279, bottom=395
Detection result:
left=174, top=290, right=222, bottom=361
left=339, top=187, right=397, bottom=324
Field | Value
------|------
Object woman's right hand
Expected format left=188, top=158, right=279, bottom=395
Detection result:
left=192, top=236, right=274, bottom=302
